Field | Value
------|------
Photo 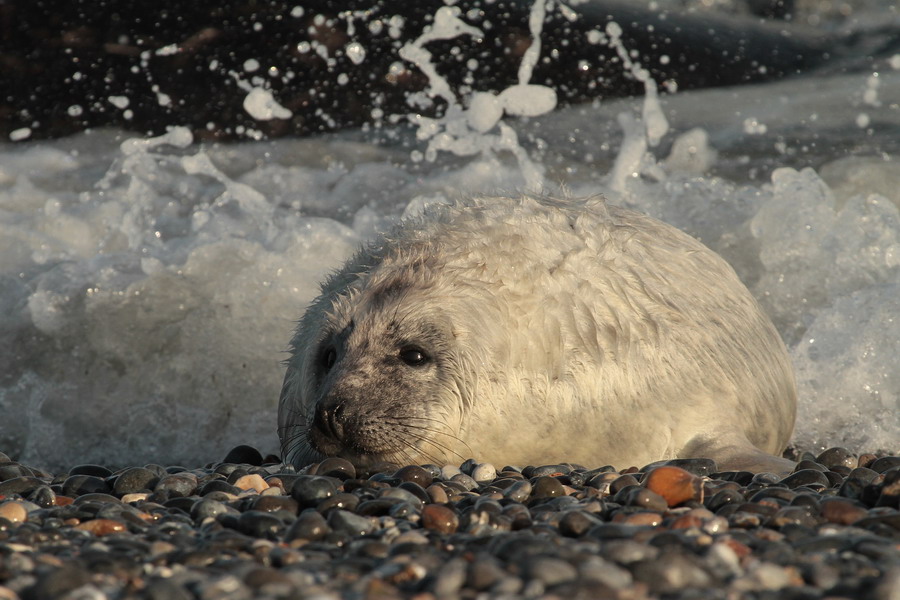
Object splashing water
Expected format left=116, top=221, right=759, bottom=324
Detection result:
left=399, top=3, right=557, bottom=191
left=1, top=1, right=899, bottom=470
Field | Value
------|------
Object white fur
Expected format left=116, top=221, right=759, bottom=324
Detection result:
left=279, top=195, right=797, bottom=472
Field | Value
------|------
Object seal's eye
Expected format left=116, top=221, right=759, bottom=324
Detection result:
left=399, top=346, right=429, bottom=367
left=320, top=346, right=337, bottom=371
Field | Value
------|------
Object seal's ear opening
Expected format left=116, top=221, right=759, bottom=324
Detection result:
left=320, top=346, right=337, bottom=371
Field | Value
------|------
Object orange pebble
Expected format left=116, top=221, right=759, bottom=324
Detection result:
left=643, top=466, right=704, bottom=507
left=234, top=474, right=269, bottom=493
left=74, top=518, right=127, bottom=536
left=0, top=501, right=27, bottom=523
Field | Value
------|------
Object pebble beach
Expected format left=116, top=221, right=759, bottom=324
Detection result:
left=1, top=446, right=899, bottom=599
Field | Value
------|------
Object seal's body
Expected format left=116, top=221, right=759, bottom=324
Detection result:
left=278, top=195, right=797, bottom=473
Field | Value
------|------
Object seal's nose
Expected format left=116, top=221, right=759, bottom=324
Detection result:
left=313, top=402, right=345, bottom=441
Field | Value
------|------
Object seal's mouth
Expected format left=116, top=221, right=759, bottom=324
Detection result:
left=307, top=411, right=389, bottom=467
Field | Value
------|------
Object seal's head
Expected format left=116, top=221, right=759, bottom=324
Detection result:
left=278, top=241, right=488, bottom=468
left=279, top=194, right=797, bottom=473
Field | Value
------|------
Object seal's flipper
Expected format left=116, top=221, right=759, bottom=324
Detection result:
left=681, top=433, right=795, bottom=475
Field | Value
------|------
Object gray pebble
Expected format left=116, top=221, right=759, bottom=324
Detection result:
left=327, top=509, right=377, bottom=536
left=471, top=463, right=497, bottom=483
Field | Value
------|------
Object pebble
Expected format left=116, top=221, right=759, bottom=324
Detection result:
left=316, top=457, right=356, bottom=480
left=0, top=501, right=27, bottom=523
left=643, top=465, right=704, bottom=506
left=421, top=504, right=459, bottom=533
left=233, top=473, right=269, bottom=493
left=112, top=466, right=159, bottom=494
left=0, top=444, right=897, bottom=599
left=284, top=510, right=331, bottom=542
left=471, top=462, right=497, bottom=483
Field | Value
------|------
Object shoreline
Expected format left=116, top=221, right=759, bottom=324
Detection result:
left=1, top=445, right=899, bottom=598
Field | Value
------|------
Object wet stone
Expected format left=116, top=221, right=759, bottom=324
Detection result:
left=238, top=510, right=283, bottom=538
left=113, top=467, right=159, bottom=495
left=503, top=480, right=533, bottom=502
left=528, top=464, right=572, bottom=477
left=252, top=495, right=298, bottom=515
left=316, top=492, right=360, bottom=514
left=0, top=501, right=28, bottom=523
left=643, top=466, right=704, bottom=506
left=706, top=489, right=746, bottom=512
left=839, top=468, right=880, bottom=500
left=62, top=474, right=112, bottom=497
left=74, top=518, right=128, bottom=535
left=380, top=486, right=424, bottom=509
left=632, top=552, right=712, bottom=593
left=425, top=484, right=449, bottom=504
left=154, top=473, right=198, bottom=497
left=356, top=497, right=404, bottom=516
left=620, top=487, right=669, bottom=511
left=290, top=476, right=337, bottom=509
left=27, top=484, right=55, bottom=508
left=433, top=557, right=466, bottom=596
left=749, top=487, right=796, bottom=504
left=397, top=481, right=430, bottom=504
left=421, top=504, right=459, bottom=533
left=530, top=476, right=566, bottom=501
left=0, top=462, right=34, bottom=481
left=221, top=444, right=264, bottom=466
left=794, top=459, right=828, bottom=472
left=609, top=474, right=640, bottom=494
left=327, top=509, right=376, bottom=536
left=393, top=465, right=433, bottom=488
left=199, top=478, right=241, bottom=497
left=450, top=473, right=478, bottom=491
left=525, top=556, right=578, bottom=586
left=316, top=457, right=356, bottom=480
left=876, top=469, right=900, bottom=508
left=779, top=469, right=830, bottom=489
left=24, top=564, right=92, bottom=598
left=68, top=464, right=113, bottom=478
left=190, top=498, right=231, bottom=521
left=284, top=510, right=331, bottom=542
left=870, top=457, right=900, bottom=473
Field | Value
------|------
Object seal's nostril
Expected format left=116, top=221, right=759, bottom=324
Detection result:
left=327, top=404, right=345, bottom=439
left=314, top=402, right=345, bottom=440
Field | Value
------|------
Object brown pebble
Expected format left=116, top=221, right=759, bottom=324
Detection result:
left=426, top=484, right=449, bottom=504
left=74, top=518, right=127, bottom=535
left=858, top=453, right=877, bottom=469
left=644, top=466, right=704, bottom=507
left=234, top=474, right=269, bottom=493
left=54, top=496, right=75, bottom=506
left=613, top=511, right=663, bottom=526
left=421, top=503, right=459, bottom=533
left=0, top=501, right=27, bottom=523
left=669, top=513, right=705, bottom=530
left=264, top=477, right=288, bottom=494
left=820, top=498, right=868, bottom=525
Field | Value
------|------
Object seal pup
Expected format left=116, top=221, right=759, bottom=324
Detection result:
left=278, top=194, right=797, bottom=473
